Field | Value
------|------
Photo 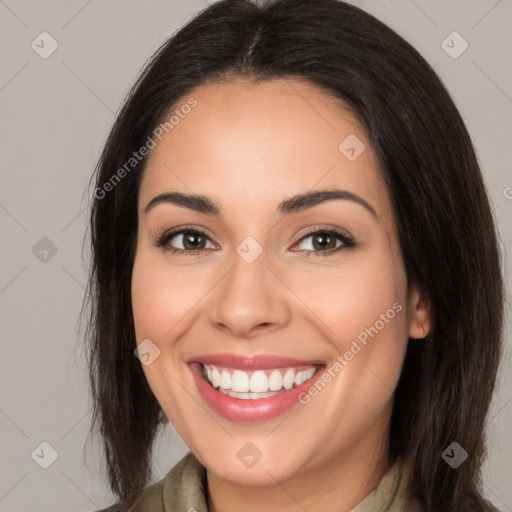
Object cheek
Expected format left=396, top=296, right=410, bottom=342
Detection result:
left=328, top=256, right=408, bottom=408
left=336, top=256, right=408, bottom=373
left=131, top=250, right=203, bottom=341
left=130, top=251, right=202, bottom=433
left=292, top=250, right=408, bottom=406
left=289, top=251, right=405, bottom=350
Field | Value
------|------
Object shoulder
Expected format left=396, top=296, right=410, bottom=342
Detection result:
left=96, top=505, right=121, bottom=512
left=95, top=476, right=165, bottom=512
left=96, top=452, right=205, bottom=512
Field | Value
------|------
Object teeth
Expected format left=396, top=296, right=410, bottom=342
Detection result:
left=203, top=364, right=317, bottom=396
left=218, top=388, right=280, bottom=399
left=283, top=368, right=295, bottom=390
left=211, top=367, right=220, bottom=388
left=231, top=370, right=250, bottom=392
left=220, top=370, right=231, bottom=390
left=302, top=367, right=315, bottom=381
left=268, top=369, right=283, bottom=391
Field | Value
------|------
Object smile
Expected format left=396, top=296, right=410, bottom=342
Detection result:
left=202, top=364, right=317, bottom=399
left=188, top=354, right=326, bottom=422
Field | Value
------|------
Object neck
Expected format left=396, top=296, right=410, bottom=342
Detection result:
left=206, top=419, right=391, bottom=512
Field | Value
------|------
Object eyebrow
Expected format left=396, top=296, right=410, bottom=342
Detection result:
left=144, top=188, right=378, bottom=219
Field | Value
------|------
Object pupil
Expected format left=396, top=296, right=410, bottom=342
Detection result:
left=313, top=234, right=334, bottom=250
left=184, top=233, right=204, bottom=250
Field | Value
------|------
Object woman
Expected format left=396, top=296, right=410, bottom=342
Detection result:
left=83, top=0, right=505, bottom=510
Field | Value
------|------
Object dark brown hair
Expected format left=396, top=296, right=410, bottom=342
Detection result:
left=81, top=0, right=505, bottom=510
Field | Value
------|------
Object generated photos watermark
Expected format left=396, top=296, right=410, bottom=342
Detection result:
left=94, top=97, right=198, bottom=200
left=298, top=301, right=403, bottom=405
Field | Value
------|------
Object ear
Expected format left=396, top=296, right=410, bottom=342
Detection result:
left=407, top=282, right=431, bottom=339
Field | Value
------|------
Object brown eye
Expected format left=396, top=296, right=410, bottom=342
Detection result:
left=155, top=228, right=218, bottom=254
left=293, top=229, right=356, bottom=257
left=310, top=232, right=338, bottom=251
left=182, top=232, right=207, bottom=250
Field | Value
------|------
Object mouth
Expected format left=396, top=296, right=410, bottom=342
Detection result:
left=187, top=354, right=326, bottom=422
left=201, top=364, right=318, bottom=399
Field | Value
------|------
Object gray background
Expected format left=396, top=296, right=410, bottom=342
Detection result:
left=0, top=0, right=510, bottom=511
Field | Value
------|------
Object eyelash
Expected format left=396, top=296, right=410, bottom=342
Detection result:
left=155, top=225, right=356, bottom=257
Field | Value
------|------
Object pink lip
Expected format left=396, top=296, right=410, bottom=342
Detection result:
left=188, top=354, right=326, bottom=423
left=187, top=353, right=325, bottom=370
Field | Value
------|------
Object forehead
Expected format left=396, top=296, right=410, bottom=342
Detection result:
left=139, top=77, right=391, bottom=225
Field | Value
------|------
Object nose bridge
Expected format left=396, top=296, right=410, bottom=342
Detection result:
left=208, top=239, right=290, bottom=337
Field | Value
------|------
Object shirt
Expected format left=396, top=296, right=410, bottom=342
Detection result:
left=97, top=452, right=422, bottom=512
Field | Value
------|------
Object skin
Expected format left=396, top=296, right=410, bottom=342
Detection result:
left=131, top=78, right=431, bottom=512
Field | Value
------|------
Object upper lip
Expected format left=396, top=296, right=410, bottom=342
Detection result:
left=187, top=353, right=325, bottom=370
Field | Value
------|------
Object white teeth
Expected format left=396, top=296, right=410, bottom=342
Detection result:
left=249, top=370, right=268, bottom=392
left=211, top=367, right=220, bottom=388
left=203, top=364, right=317, bottom=397
left=231, top=370, right=250, bottom=392
left=268, top=369, right=283, bottom=391
left=218, top=388, right=280, bottom=399
left=219, top=370, right=231, bottom=390
left=302, top=367, right=315, bottom=381
left=283, top=368, right=295, bottom=390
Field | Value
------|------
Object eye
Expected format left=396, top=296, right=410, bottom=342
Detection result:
left=292, top=228, right=356, bottom=257
left=155, top=226, right=356, bottom=257
left=155, top=227, right=218, bottom=255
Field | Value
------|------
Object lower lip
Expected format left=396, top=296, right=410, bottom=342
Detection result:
left=189, top=363, right=325, bottom=423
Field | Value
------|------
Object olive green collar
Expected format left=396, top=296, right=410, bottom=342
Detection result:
left=159, top=452, right=421, bottom=512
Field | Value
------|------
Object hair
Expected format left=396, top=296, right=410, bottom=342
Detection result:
left=81, top=0, right=505, bottom=510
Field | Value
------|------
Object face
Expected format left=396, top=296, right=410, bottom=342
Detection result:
left=131, top=78, right=429, bottom=486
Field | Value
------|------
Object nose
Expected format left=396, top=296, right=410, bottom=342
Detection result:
left=208, top=247, right=291, bottom=339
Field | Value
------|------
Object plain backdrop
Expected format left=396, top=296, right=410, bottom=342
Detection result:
left=0, top=1, right=511, bottom=511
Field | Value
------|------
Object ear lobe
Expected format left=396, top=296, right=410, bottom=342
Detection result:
left=407, top=283, right=432, bottom=339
